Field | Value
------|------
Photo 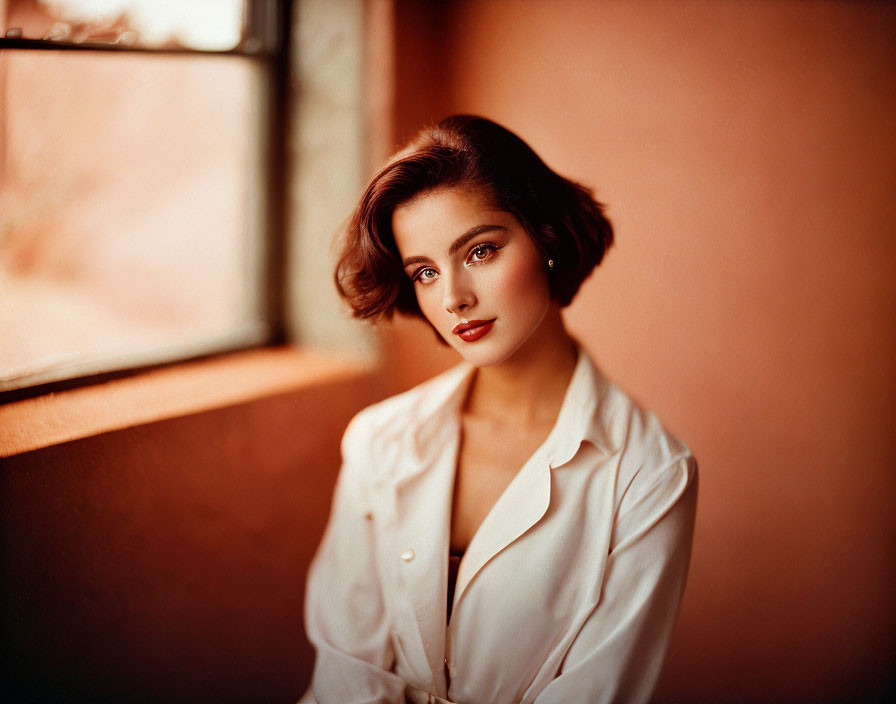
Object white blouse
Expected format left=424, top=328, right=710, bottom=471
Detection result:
left=304, top=347, right=698, bottom=703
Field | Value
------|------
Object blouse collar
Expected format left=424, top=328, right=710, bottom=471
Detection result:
left=544, top=344, right=617, bottom=468
left=404, top=342, right=618, bottom=479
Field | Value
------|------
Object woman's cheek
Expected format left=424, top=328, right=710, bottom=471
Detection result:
left=416, top=285, right=445, bottom=328
left=492, top=256, right=548, bottom=303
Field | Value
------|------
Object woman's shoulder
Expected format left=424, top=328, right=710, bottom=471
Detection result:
left=341, top=362, right=472, bottom=455
left=578, top=352, right=692, bottom=465
left=609, top=383, right=691, bottom=463
left=583, top=360, right=696, bottom=502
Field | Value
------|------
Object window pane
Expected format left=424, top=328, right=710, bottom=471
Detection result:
left=0, top=49, right=268, bottom=390
left=4, top=0, right=246, bottom=51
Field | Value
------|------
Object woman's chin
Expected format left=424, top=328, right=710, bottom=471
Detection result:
left=449, top=338, right=523, bottom=369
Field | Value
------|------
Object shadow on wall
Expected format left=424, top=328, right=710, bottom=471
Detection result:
left=0, top=373, right=381, bottom=703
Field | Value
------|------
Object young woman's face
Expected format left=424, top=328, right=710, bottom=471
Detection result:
left=392, top=187, right=554, bottom=368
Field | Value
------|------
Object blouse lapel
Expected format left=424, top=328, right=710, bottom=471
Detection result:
left=450, top=345, right=601, bottom=615
left=450, top=450, right=552, bottom=614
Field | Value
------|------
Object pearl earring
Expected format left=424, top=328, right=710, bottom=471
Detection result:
left=547, top=259, right=555, bottom=270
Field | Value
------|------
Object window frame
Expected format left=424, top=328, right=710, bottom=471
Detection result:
left=0, top=0, right=293, bottom=404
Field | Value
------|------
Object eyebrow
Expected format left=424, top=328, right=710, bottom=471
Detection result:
left=401, top=224, right=508, bottom=268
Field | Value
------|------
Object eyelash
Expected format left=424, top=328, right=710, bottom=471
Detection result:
left=410, top=243, right=502, bottom=284
left=468, top=243, right=499, bottom=263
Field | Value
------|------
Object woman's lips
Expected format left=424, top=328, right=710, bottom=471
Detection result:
left=452, top=319, right=496, bottom=342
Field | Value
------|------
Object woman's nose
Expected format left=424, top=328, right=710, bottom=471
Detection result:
left=442, top=270, right=476, bottom=314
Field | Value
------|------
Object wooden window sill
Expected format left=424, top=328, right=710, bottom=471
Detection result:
left=0, top=346, right=365, bottom=458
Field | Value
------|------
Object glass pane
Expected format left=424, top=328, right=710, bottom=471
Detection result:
left=3, top=0, right=245, bottom=51
left=0, top=49, right=268, bottom=390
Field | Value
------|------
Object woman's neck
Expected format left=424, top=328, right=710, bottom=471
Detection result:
left=463, top=305, right=578, bottom=427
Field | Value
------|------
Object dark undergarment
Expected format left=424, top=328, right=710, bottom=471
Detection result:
left=447, top=547, right=465, bottom=623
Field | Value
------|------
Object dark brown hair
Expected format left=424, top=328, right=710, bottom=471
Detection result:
left=335, top=114, right=614, bottom=320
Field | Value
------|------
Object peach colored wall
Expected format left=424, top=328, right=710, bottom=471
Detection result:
left=383, top=1, right=896, bottom=701
left=1, top=376, right=380, bottom=702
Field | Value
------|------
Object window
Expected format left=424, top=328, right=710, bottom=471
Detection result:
left=0, top=0, right=289, bottom=396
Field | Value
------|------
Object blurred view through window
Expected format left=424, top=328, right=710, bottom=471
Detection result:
left=0, top=0, right=281, bottom=392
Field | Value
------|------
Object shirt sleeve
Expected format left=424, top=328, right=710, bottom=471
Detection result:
left=533, top=454, right=698, bottom=704
left=304, top=415, right=407, bottom=703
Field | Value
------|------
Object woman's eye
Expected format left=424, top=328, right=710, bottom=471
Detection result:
left=414, top=267, right=438, bottom=284
left=469, top=244, right=497, bottom=263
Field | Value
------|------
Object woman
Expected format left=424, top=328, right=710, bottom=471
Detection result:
left=304, top=115, right=697, bottom=703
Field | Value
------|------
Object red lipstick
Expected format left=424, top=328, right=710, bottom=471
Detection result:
left=452, top=319, right=496, bottom=342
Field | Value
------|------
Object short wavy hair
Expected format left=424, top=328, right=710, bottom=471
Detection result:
left=335, top=115, right=614, bottom=320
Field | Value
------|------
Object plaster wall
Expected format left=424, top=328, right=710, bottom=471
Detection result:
left=383, top=1, right=896, bottom=700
